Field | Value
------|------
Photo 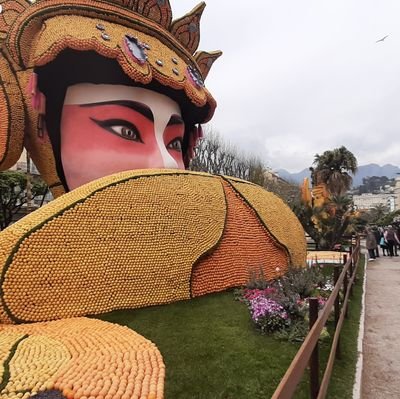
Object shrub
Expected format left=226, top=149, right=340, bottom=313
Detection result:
left=278, top=265, right=326, bottom=299
left=236, top=265, right=333, bottom=341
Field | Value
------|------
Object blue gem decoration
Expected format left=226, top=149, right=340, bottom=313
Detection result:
left=187, top=65, right=204, bottom=88
left=125, top=35, right=147, bottom=65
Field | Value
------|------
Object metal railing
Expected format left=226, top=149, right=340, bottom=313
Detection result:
left=272, top=239, right=361, bottom=399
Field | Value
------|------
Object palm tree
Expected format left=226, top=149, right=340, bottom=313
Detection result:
left=368, top=204, right=389, bottom=224
left=311, top=146, right=357, bottom=196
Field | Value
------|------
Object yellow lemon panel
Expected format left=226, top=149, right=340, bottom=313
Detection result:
left=0, top=317, right=164, bottom=399
left=0, top=331, right=27, bottom=389
left=0, top=170, right=226, bottom=323
left=5, top=335, right=70, bottom=396
left=0, top=52, right=24, bottom=171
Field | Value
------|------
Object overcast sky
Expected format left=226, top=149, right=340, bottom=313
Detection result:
left=172, top=1, right=400, bottom=172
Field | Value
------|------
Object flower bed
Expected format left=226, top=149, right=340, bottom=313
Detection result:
left=235, top=265, right=334, bottom=341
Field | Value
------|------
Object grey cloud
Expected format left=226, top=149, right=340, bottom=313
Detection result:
left=172, top=1, right=400, bottom=172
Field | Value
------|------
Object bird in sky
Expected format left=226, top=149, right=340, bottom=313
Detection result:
left=376, top=35, right=389, bottom=43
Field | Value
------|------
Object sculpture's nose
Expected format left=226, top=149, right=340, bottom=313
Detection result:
left=152, top=128, right=179, bottom=169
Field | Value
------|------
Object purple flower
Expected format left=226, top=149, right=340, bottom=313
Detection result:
left=249, top=297, right=287, bottom=322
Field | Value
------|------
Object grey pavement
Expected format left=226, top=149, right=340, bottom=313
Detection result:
left=361, top=252, right=400, bottom=399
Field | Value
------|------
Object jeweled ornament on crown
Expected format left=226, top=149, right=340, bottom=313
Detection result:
left=124, top=35, right=148, bottom=65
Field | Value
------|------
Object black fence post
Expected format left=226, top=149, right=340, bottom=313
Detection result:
left=349, top=246, right=354, bottom=297
left=353, top=235, right=359, bottom=282
left=309, top=297, right=319, bottom=399
left=343, top=254, right=349, bottom=318
left=334, top=265, right=341, bottom=359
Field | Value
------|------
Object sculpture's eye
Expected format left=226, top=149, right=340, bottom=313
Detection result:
left=91, top=118, right=143, bottom=142
left=115, top=126, right=140, bottom=141
left=167, top=138, right=182, bottom=152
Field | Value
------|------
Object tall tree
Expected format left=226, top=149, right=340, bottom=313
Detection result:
left=367, top=204, right=389, bottom=224
left=0, top=171, right=47, bottom=230
left=310, top=146, right=357, bottom=196
left=294, top=194, right=361, bottom=249
left=357, top=176, right=393, bottom=194
left=296, top=147, right=361, bottom=249
left=190, top=129, right=268, bottom=186
left=190, top=127, right=301, bottom=205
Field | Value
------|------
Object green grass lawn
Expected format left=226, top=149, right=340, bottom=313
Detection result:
left=97, top=255, right=365, bottom=399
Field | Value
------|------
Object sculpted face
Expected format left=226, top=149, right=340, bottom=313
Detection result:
left=60, top=84, right=185, bottom=190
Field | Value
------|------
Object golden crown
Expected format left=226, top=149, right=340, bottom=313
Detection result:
left=0, top=0, right=221, bottom=196
left=0, top=0, right=222, bottom=80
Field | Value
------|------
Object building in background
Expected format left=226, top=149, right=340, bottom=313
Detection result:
left=394, top=176, right=400, bottom=211
left=352, top=192, right=396, bottom=212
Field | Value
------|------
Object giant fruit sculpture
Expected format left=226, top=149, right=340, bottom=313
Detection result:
left=0, top=0, right=306, bottom=398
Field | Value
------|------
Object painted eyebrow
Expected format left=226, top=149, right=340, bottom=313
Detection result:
left=167, top=114, right=184, bottom=126
left=80, top=100, right=154, bottom=122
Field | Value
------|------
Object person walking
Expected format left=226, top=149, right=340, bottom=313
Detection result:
left=366, top=228, right=377, bottom=261
left=384, top=225, right=399, bottom=257
left=395, top=225, right=400, bottom=255
left=380, top=233, right=388, bottom=256
left=372, top=227, right=381, bottom=258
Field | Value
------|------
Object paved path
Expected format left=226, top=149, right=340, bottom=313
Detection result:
left=361, top=254, right=400, bottom=398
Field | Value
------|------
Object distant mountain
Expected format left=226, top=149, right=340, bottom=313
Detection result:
left=275, top=163, right=400, bottom=187
left=275, top=168, right=310, bottom=184
left=353, top=164, right=400, bottom=187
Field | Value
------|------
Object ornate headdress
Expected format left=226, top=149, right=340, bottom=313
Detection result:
left=0, top=0, right=221, bottom=197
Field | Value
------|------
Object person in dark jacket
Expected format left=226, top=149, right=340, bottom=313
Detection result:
left=372, top=227, right=381, bottom=257
left=384, top=226, right=399, bottom=257
left=366, top=228, right=377, bottom=261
